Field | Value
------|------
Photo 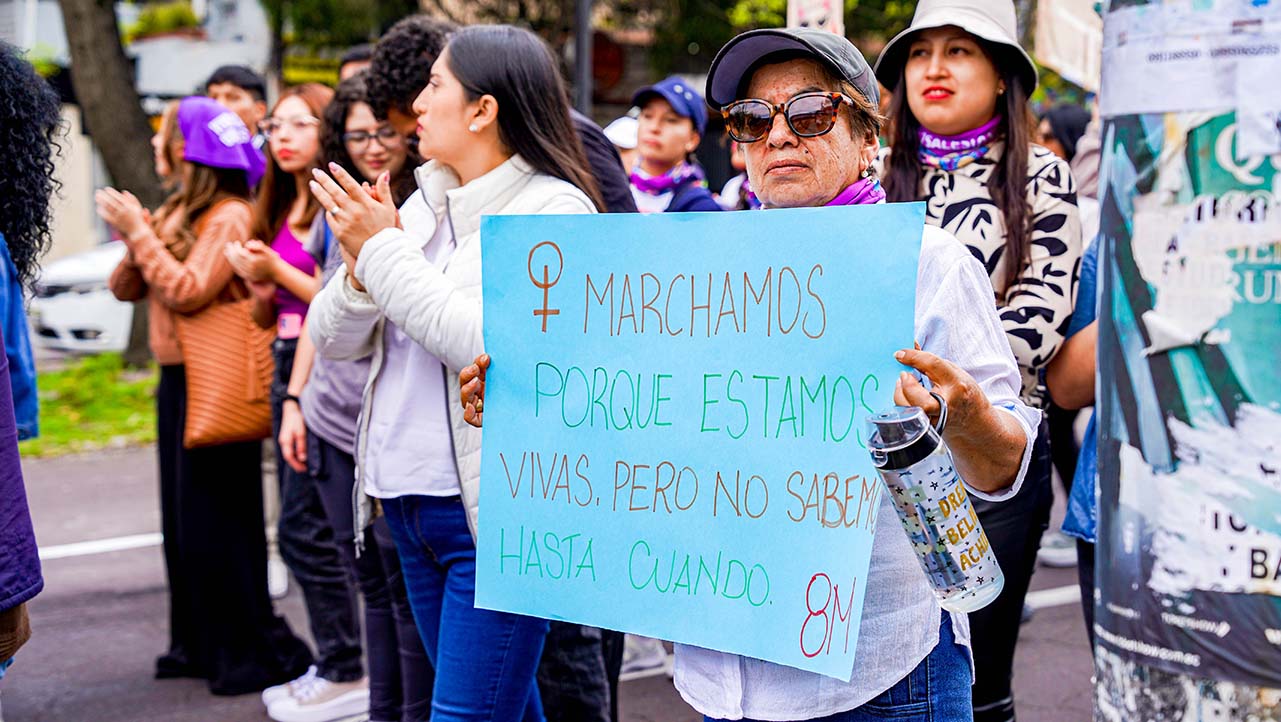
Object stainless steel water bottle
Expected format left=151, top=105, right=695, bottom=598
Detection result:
left=866, top=405, right=1004, bottom=613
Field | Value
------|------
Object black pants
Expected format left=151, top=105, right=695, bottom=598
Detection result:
left=271, top=339, right=362, bottom=683
left=969, top=419, right=1054, bottom=722
left=1077, top=539, right=1096, bottom=647
left=1047, top=404, right=1080, bottom=496
left=537, top=624, right=625, bottom=722
left=309, top=431, right=435, bottom=721
left=156, top=365, right=312, bottom=695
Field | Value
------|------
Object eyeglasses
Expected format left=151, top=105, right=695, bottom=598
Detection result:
left=343, top=126, right=405, bottom=151
left=257, top=115, right=320, bottom=138
left=721, top=92, right=854, bottom=143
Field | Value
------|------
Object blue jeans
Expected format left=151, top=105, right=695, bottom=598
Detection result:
left=383, top=494, right=549, bottom=722
left=706, top=613, right=973, bottom=722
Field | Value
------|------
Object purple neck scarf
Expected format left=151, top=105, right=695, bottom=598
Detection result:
left=630, top=162, right=705, bottom=195
left=918, top=116, right=1002, bottom=171
left=739, top=174, right=762, bottom=210
left=825, top=177, right=886, bottom=206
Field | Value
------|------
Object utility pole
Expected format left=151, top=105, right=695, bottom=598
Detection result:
left=574, top=0, right=593, bottom=115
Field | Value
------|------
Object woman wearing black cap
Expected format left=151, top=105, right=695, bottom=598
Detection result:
left=460, top=25, right=1040, bottom=722
left=874, top=2, right=1083, bottom=721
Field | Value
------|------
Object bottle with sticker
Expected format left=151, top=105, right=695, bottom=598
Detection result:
left=866, top=405, right=1004, bottom=613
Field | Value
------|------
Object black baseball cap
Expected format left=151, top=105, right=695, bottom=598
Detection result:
left=705, top=27, right=879, bottom=110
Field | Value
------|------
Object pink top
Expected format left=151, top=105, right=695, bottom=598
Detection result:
left=269, top=223, right=316, bottom=339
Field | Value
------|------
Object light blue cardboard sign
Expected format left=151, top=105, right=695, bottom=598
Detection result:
left=475, top=204, right=923, bottom=680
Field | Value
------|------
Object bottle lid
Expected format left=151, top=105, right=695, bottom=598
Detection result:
left=866, top=406, right=931, bottom=453
left=866, top=405, right=941, bottom=470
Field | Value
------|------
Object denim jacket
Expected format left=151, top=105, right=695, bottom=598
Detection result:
left=1062, top=239, right=1099, bottom=543
left=0, top=235, right=37, bottom=440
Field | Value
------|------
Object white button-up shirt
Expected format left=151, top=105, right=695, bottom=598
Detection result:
left=674, top=224, right=1041, bottom=721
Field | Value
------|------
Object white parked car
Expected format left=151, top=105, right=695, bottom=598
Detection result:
left=30, top=242, right=134, bottom=354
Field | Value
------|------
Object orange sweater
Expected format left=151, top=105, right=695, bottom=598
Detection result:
left=108, top=200, right=252, bottom=366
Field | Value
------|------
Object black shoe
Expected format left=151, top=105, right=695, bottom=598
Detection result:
left=155, top=650, right=199, bottom=680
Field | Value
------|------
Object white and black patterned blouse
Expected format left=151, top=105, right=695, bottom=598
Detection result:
left=877, top=143, right=1083, bottom=407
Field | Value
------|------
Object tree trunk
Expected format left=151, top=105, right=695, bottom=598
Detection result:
left=56, top=0, right=163, bottom=207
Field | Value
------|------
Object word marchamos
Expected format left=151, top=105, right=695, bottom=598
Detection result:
left=582, top=265, right=828, bottom=339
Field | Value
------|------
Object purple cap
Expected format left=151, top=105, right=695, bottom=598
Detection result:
left=177, top=96, right=265, bottom=187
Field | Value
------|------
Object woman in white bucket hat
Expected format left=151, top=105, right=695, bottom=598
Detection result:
left=875, top=3, right=1082, bottom=722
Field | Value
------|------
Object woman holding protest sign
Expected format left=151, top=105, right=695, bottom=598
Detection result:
left=307, top=24, right=603, bottom=720
left=102, top=97, right=313, bottom=695
left=461, top=26, right=1040, bottom=721
left=628, top=76, right=723, bottom=213
left=875, top=2, right=1082, bottom=719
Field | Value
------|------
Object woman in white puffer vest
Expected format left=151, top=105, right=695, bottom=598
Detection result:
left=307, top=24, right=603, bottom=720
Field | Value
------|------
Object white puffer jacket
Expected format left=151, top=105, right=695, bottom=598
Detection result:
left=308, top=155, right=597, bottom=544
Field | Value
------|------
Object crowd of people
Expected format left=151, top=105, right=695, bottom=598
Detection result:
left=0, top=0, right=1109, bottom=720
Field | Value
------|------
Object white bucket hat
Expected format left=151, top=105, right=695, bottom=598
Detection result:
left=873, top=0, right=1038, bottom=93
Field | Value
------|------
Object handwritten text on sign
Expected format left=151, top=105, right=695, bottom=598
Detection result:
left=475, top=204, right=923, bottom=679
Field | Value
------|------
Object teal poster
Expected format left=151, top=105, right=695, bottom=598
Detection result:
left=473, top=205, right=922, bottom=680
left=1095, top=0, right=1281, bottom=710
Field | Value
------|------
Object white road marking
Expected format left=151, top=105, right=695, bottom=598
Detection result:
left=1026, top=584, right=1081, bottom=610
left=38, top=532, right=162, bottom=560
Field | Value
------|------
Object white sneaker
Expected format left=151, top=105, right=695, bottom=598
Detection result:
left=268, top=676, right=370, bottom=722
left=269, top=557, right=290, bottom=599
left=262, top=665, right=317, bottom=707
left=1038, top=530, right=1078, bottom=568
left=621, top=635, right=668, bottom=677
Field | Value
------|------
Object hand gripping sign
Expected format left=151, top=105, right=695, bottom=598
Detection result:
left=475, top=204, right=923, bottom=679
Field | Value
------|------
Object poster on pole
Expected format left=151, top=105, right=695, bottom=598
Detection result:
left=786, top=0, right=844, bottom=36
left=473, top=205, right=922, bottom=680
left=1095, top=1, right=1281, bottom=716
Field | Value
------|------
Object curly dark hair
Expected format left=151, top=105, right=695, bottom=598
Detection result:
left=321, top=73, right=421, bottom=205
left=0, top=43, right=62, bottom=290
left=365, top=14, right=455, bottom=121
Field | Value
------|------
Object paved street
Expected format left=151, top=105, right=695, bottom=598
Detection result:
left=2, top=447, right=1093, bottom=721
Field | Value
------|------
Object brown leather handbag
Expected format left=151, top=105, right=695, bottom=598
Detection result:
left=173, top=284, right=275, bottom=449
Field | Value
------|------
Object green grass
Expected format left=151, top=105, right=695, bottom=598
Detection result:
left=19, top=353, right=157, bottom=458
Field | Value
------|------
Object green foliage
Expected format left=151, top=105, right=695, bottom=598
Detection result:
left=260, top=0, right=383, bottom=52
left=1032, top=66, right=1090, bottom=113
left=24, top=44, right=62, bottom=78
left=630, top=0, right=909, bottom=75
left=19, top=353, right=157, bottom=458
left=124, top=1, right=201, bottom=43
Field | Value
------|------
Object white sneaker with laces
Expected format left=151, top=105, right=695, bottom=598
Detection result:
left=1037, top=530, right=1078, bottom=568
left=621, top=635, right=668, bottom=678
left=268, top=675, right=370, bottom=722
left=262, top=665, right=317, bottom=707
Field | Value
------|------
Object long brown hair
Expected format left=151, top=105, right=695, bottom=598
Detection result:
left=252, top=83, right=335, bottom=242
left=152, top=101, right=252, bottom=260
left=882, top=41, right=1035, bottom=296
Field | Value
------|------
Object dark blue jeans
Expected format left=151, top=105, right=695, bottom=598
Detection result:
left=707, top=613, right=972, bottom=722
left=271, top=339, right=362, bottom=683
left=383, top=494, right=549, bottom=722
left=308, top=433, right=434, bottom=721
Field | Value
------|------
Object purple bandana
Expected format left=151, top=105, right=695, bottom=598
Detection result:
left=178, top=96, right=266, bottom=186
left=630, top=162, right=706, bottom=196
left=918, top=116, right=1002, bottom=172
left=824, top=177, right=886, bottom=206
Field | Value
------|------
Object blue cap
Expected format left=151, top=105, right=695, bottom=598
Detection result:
left=631, top=76, right=708, bottom=135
